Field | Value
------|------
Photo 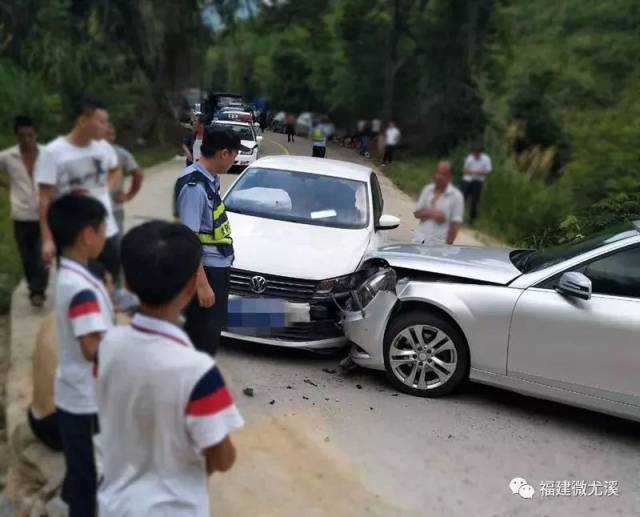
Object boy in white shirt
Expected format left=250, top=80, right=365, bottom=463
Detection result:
left=96, top=221, right=244, bottom=517
left=47, top=193, right=114, bottom=517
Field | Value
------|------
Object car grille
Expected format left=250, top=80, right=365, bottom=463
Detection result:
left=229, top=269, right=319, bottom=302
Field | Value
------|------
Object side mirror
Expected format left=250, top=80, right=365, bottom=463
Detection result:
left=257, top=136, right=263, bottom=143
left=375, top=214, right=400, bottom=231
left=556, top=271, right=592, bottom=300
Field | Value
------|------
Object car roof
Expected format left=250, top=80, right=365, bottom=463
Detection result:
left=249, top=156, right=373, bottom=182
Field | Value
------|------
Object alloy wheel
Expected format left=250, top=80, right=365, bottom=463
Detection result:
left=388, top=324, right=458, bottom=391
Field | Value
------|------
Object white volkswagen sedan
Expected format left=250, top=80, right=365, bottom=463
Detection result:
left=222, top=156, right=400, bottom=349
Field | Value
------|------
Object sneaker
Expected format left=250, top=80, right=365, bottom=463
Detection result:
left=30, top=293, right=45, bottom=308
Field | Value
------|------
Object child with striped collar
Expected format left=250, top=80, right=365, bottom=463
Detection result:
left=47, top=193, right=114, bottom=517
left=95, top=220, right=243, bottom=517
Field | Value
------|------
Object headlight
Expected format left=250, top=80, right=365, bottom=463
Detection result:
left=355, top=268, right=397, bottom=308
left=315, top=274, right=355, bottom=297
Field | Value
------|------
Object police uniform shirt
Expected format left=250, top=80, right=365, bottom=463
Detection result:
left=177, top=163, right=233, bottom=267
left=54, top=257, right=114, bottom=413
left=95, top=313, right=244, bottom=517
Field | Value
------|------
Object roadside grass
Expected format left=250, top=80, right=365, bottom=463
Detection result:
left=0, top=142, right=179, bottom=315
left=0, top=190, right=21, bottom=314
left=134, top=143, right=181, bottom=169
left=382, top=156, right=440, bottom=197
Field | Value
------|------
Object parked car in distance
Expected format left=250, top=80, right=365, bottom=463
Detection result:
left=221, top=155, right=400, bottom=349
left=296, top=113, right=335, bottom=138
left=339, top=222, right=640, bottom=422
left=211, top=120, right=262, bottom=172
left=270, top=111, right=287, bottom=133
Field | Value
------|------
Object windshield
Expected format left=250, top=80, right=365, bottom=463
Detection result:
left=213, top=123, right=254, bottom=142
left=511, top=222, right=639, bottom=273
left=225, top=167, right=370, bottom=229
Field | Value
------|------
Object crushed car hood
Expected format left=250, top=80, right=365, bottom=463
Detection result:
left=369, top=244, right=522, bottom=285
left=228, top=212, right=371, bottom=280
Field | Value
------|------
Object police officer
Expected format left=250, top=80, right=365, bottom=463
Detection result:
left=175, top=126, right=244, bottom=356
left=311, top=118, right=328, bottom=158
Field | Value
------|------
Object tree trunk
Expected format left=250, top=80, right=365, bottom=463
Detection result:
left=382, top=0, right=400, bottom=122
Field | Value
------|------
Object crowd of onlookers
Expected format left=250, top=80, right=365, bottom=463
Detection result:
left=0, top=109, right=143, bottom=309
left=1, top=99, right=243, bottom=516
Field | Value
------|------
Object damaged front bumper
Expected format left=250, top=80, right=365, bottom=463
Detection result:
left=336, top=269, right=405, bottom=370
left=222, top=294, right=347, bottom=349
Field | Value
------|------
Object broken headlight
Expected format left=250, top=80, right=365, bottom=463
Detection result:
left=315, top=270, right=369, bottom=298
left=355, top=268, right=397, bottom=308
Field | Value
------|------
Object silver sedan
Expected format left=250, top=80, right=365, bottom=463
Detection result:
left=339, top=221, right=640, bottom=421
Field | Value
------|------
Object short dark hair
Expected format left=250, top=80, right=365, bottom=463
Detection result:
left=201, top=126, right=241, bottom=158
left=70, top=97, right=107, bottom=122
left=121, top=221, right=202, bottom=307
left=14, top=115, right=35, bottom=133
left=47, top=194, right=107, bottom=252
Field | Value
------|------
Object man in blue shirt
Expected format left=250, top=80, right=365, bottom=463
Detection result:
left=176, top=127, right=244, bottom=356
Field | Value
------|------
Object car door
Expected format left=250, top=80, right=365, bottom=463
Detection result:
left=507, top=245, right=640, bottom=405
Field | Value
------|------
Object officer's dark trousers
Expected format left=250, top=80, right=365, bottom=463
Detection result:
left=92, top=235, right=120, bottom=282
left=312, top=145, right=326, bottom=158
left=185, top=266, right=230, bottom=356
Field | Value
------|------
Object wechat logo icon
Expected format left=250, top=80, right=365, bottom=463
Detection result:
left=510, top=477, right=535, bottom=499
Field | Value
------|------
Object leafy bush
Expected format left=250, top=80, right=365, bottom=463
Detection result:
left=534, top=192, right=640, bottom=248
left=476, top=157, right=572, bottom=246
left=0, top=61, right=63, bottom=146
left=0, top=191, right=21, bottom=314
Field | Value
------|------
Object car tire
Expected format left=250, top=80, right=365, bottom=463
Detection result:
left=383, top=311, right=469, bottom=398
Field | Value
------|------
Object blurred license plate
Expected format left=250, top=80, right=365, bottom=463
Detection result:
left=227, top=298, right=301, bottom=328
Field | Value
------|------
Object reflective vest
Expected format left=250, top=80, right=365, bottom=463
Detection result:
left=312, top=127, right=325, bottom=142
left=174, top=170, right=234, bottom=257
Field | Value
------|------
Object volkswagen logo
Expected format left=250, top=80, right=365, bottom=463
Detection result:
left=249, top=275, right=267, bottom=294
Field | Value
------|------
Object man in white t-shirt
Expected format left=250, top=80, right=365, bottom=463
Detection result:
left=97, top=221, right=243, bottom=517
left=413, top=161, right=464, bottom=246
left=462, top=146, right=492, bottom=224
left=383, top=121, right=401, bottom=165
left=36, top=98, right=122, bottom=279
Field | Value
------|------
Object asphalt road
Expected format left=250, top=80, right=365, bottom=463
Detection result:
left=127, top=132, right=640, bottom=517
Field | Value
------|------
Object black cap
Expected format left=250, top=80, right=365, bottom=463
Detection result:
left=201, top=126, right=250, bottom=157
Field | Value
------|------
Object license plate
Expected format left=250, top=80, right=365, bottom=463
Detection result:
left=227, top=298, right=287, bottom=328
